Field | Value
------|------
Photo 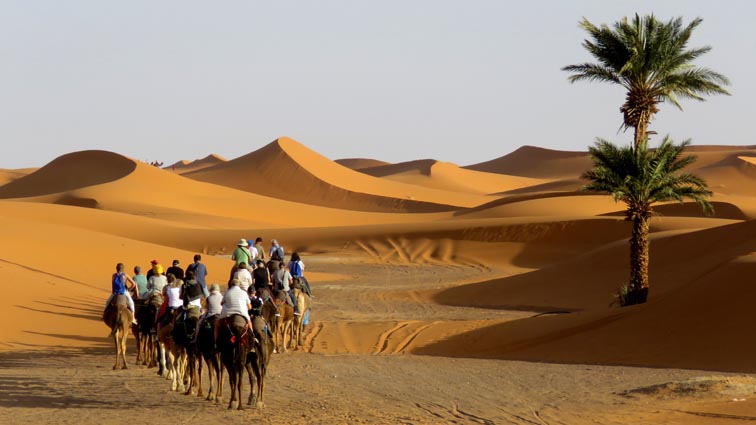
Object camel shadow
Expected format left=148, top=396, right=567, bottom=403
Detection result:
left=22, top=331, right=112, bottom=346
left=14, top=305, right=102, bottom=322
left=0, top=376, right=110, bottom=408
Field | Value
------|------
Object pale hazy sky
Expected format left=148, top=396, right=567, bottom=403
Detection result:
left=1, top=1, right=753, bottom=168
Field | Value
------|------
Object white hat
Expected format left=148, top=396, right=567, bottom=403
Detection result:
left=238, top=238, right=248, bottom=247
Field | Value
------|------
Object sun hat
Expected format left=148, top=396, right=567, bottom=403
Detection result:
left=238, top=239, right=248, bottom=247
left=150, top=259, right=159, bottom=265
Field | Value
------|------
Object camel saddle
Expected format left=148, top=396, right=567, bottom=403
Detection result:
left=103, top=295, right=129, bottom=327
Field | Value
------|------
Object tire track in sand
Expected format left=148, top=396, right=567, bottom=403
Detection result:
left=304, top=322, right=324, bottom=353
left=373, top=322, right=410, bottom=355
left=391, top=322, right=438, bottom=354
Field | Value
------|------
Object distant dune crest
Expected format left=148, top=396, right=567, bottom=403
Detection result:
left=335, top=157, right=391, bottom=170
left=0, top=150, right=137, bottom=199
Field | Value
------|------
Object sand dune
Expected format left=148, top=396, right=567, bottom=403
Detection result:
left=417, top=238, right=756, bottom=373
left=166, top=154, right=227, bottom=174
left=465, top=145, right=592, bottom=178
left=432, top=218, right=749, bottom=312
left=0, top=151, right=457, bottom=229
left=335, top=157, right=390, bottom=170
left=0, top=167, right=36, bottom=187
left=466, top=144, right=756, bottom=180
left=185, top=137, right=493, bottom=212
left=458, top=193, right=621, bottom=218
left=357, top=159, right=546, bottom=194
left=0, top=150, right=137, bottom=198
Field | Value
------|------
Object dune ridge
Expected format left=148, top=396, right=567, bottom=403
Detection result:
left=465, top=145, right=592, bottom=178
left=0, top=151, right=458, bottom=231
left=357, top=159, right=546, bottom=195
left=166, top=154, right=227, bottom=174
left=0, top=150, right=137, bottom=199
left=0, top=167, right=37, bottom=187
left=335, top=157, right=390, bottom=170
left=185, top=137, right=493, bottom=212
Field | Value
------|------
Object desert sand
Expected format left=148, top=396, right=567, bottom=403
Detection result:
left=1, top=137, right=756, bottom=423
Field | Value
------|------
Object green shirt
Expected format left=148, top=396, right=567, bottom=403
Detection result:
left=232, top=246, right=252, bottom=266
left=133, top=274, right=148, bottom=296
left=254, top=243, right=266, bottom=260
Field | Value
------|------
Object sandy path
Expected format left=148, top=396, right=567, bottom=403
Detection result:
left=2, top=348, right=753, bottom=424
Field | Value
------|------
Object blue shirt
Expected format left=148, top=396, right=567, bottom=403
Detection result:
left=187, top=262, right=208, bottom=287
left=112, top=272, right=126, bottom=295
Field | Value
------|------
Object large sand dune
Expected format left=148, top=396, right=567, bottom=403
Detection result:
left=417, top=222, right=756, bottom=373
left=0, top=150, right=456, bottom=229
left=185, top=137, right=493, bottom=212
left=465, top=145, right=593, bottom=178
left=0, top=150, right=137, bottom=198
left=357, top=159, right=546, bottom=194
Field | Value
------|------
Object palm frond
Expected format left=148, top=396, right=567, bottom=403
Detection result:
left=582, top=137, right=713, bottom=216
left=564, top=14, right=730, bottom=131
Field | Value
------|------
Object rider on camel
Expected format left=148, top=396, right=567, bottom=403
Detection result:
left=105, top=263, right=137, bottom=325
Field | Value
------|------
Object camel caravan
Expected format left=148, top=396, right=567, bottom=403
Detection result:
left=102, top=237, right=314, bottom=409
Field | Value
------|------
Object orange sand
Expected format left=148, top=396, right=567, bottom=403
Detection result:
left=1, top=140, right=755, bottom=422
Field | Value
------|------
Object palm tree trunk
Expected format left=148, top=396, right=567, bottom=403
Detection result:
left=628, top=213, right=650, bottom=304
left=634, top=118, right=648, bottom=149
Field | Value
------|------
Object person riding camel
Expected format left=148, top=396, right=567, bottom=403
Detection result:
left=147, top=261, right=168, bottom=295
left=233, top=262, right=253, bottom=293
left=269, top=239, right=285, bottom=264
left=195, top=283, right=222, bottom=341
left=252, top=259, right=271, bottom=296
left=253, top=237, right=266, bottom=262
left=272, top=261, right=299, bottom=315
left=146, top=259, right=158, bottom=279
left=186, top=254, right=209, bottom=297
left=180, top=270, right=205, bottom=310
left=166, top=259, right=185, bottom=281
left=133, top=265, right=148, bottom=299
left=247, top=238, right=259, bottom=262
left=288, top=252, right=313, bottom=297
left=156, top=274, right=182, bottom=325
left=215, top=278, right=252, bottom=344
left=230, top=239, right=253, bottom=280
left=105, top=263, right=137, bottom=325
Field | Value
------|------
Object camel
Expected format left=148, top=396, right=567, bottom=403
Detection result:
left=274, top=302, right=294, bottom=354
left=245, top=315, right=274, bottom=408
left=131, top=300, right=143, bottom=365
left=135, top=292, right=162, bottom=367
left=196, top=314, right=223, bottom=403
left=217, top=314, right=254, bottom=410
left=157, top=312, right=187, bottom=392
left=103, top=295, right=133, bottom=370
left=291, top=285, right=312, bottom=350
left=172, top=307, right=202, bottom=396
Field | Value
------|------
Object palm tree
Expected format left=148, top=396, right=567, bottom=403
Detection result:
left=582, top=136, right=712, bottom=305
left=563, top=14, right=730, bottom=147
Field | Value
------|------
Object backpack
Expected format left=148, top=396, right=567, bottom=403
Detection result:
left=271, top=246, right=284, bottom=262
left=182, top=280, right=203, bottom=303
